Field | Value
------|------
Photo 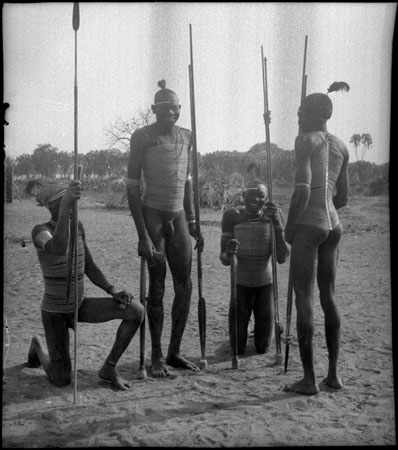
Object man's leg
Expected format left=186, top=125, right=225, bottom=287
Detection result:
left=146, top=261, right=168, bottom=376
left=78, top=296, right=144, bottom=390
left=165, top=212, right=198, bottom=371
left=143, top=206, right=169, bottom=377
left=27, top=310, right=72, bottom=387
left=317, top=224, right=343, bottom=389
left=284, top=225, right=328, bottom=395
left=252, top=284, right=274, bottom=354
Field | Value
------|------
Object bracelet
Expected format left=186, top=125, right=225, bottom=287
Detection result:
left=106, top=285, right=115, bottom=295
left=185, top=212, right=195, bottom=223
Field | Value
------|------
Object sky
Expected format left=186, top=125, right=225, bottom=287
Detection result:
left=3, top=2, right=396, bottom=165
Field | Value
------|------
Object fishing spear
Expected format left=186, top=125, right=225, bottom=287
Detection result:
left=188, top=23, right=207, bottom=369
left=261, top=47, right=283, bottom=365
left=284, top=34, right=308, bottom=373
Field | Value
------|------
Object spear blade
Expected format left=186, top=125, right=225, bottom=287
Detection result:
left=73, top=2, right=80, bottom=31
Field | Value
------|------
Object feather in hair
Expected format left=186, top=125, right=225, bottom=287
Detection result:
left=327, top=81, right=350, bottom=94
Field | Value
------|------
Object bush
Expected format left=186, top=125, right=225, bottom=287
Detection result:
left=367, top=177, right=388, bottom=196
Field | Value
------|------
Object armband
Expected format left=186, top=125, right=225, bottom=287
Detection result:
left=35, top=230, right=53, bottom=249
left=186, top=212, right=195, bottom=223
left=125, top=178, right=140, bottom=187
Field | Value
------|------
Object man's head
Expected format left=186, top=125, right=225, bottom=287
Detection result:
left=151, top=80, right=181, bottom=129
left=298, top=93, right=333, bottom=133
left=243, top=181, right=268, bottom=215
left=36, top=182, right=67, bottom=218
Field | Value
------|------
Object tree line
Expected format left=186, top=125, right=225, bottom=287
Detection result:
left=5, top=110, right=388, bottom=205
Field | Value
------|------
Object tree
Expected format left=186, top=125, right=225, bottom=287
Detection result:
left=14, top=153, right=34, bottom=178
left=349, top=133, right=373, bottom=184
left=5, top=157, right=14, bottom=203
left=56, top=151, right=73, bottom=178
left=105, top=107, right=154, bottom=152
left=31, top=144, right=59, bottom=178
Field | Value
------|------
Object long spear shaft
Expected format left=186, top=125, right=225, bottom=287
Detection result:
left=188, top=23, right=207, bottom=369
left=230, top=253, right=239, bottom=369
left=261, top=47, right=282, bottom=365
left=138, top=257, right=147, bottom=379
left=72, top=2, right=80, bottom=404
left=284, top=35, right=308, bottom=373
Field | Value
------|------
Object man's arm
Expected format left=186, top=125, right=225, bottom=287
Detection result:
left=185, top=132, right=204, bottom=251
left=284, top=134, right=314, bottom=244
left=269, top=206, right=290, bottom=264
left=33, top=181, right=82, bottom=255
left=126, top=129, right=155, bottom=261
left=220, top=210, right=237, bottom=266
left=83, top=226, right=133, bottom=307
left=333, top=144, right=349, bottom=210
left=81, top=223, right=114, bottom=293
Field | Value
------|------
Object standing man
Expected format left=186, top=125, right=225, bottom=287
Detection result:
left=27, top=181, right=144, bottom=391
left=126, top=80, right=204, bottom=377
left=284, top=92, right=349, bottom=395
left=220, top=181, right=290, bottom=356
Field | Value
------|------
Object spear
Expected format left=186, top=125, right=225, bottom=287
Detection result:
left=261, top=47, right=283, bottom=365
left=188, top=23, right=207, bottom=369
left=71, top=2, right=80, bottom=404
left=284, top=35, right=308, bottom=373
left=138, top=256, right=147, bottom=379
left=230, top=253, right=239, bottom=369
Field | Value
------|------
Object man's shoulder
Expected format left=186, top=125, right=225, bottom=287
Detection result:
left=31, top=221, right=52, bottom=241
left=296, top=131, right=325, bottom=149
left=131, top=125, right=152, bottom=139
left=223, top=206, right=245, bottom=221
left=328, top=133, right=349, bottom=154
left=176, top=126, right=191, bottom=141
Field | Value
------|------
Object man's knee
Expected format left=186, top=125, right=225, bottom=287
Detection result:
left=124, top=301, right=145, bottom=324
left=173, top=277, right=192, bottom=298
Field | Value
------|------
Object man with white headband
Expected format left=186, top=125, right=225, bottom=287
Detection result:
left=126, top=80, right=204, bottom=377
left=27, top=180, right=144, bottom=390
left=284, top=92, right=349, bottom=395
left=219, top=180, right=290, bottom=357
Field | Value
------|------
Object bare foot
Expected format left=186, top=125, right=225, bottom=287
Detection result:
left=98, top=363, right=132, bottom=391
left=150, top=357, right=170, bottom=377
left=166, top=353, right=200, bottom=372
left=323, top=375, right=343, bottom=390
left=283, top=378, right=320, bottom=396
left=27, top=336, right=42, bottom=368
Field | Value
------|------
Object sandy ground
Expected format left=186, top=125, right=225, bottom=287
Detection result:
left=2, top=194, right=395, bottom=447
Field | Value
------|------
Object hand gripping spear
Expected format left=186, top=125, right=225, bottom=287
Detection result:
left=284, top=35, right=308, bottom=373
left=261, top=47, right=283, bottom=365
left=188, top=24, right=207, bottom=369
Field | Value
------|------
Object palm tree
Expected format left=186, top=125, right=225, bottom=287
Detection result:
left=349, top=133, right=373, bottom=185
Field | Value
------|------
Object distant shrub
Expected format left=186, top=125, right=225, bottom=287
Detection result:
left=367, top=177, right=388, bottom=197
